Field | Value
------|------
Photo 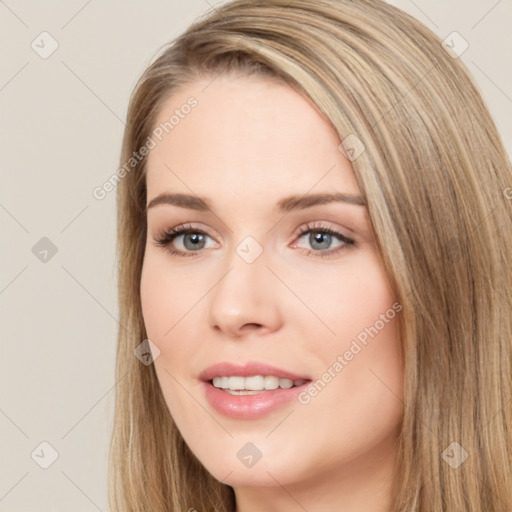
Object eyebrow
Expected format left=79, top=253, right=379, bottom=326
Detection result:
left=145, top=191, right=366, bottom=214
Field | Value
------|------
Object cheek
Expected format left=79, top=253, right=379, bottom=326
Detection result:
left=295, top=249, right=403, bottom=405
left=293, top=249, right=399, bottom=346
left=140, top=251, right=205, bottom=342
left=140, top=255, right=172, bottom=339
left=140, top=254, right=202, bottom=420
left=140, top=250, right=215, bottom=394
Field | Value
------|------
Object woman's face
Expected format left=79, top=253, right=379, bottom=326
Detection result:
left=141, top=75, right=403, bottom=500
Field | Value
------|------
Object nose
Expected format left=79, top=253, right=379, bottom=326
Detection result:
left=207, top=248, right=283, bottom=338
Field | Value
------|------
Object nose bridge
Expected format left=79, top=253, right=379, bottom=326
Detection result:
left=207, top=235, right=282, bottom=335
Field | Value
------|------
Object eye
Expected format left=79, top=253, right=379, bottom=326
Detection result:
left=291, top=222, right=355, bottom=258
left=153, top=221, right=356, bottom=258
left=153, top=223, right=217, bottom=257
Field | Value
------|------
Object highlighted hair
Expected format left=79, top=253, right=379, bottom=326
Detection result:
left=110, top=1, right=512, bottom=510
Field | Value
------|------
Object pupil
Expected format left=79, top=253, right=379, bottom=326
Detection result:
left=184, top=233, right=205, bottom=250
left=310, top=231, right=331, bottom=250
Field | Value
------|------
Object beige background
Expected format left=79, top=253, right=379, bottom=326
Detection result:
left=1, top=1, right=510, bottom=510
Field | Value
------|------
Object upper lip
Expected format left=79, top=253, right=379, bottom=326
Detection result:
left=199, top=361, right=311, bottom=382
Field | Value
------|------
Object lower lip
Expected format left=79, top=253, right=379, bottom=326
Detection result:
left=202, top=381, right=309, bottom=420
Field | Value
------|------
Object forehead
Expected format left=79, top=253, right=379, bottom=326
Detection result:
left=145, top=75, right=361, bottom=205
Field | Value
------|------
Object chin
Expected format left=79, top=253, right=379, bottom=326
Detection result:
left=183, top=430, right=311, bottom=487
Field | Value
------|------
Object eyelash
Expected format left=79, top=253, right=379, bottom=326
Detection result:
left=153, top=222, right=356, bottom=259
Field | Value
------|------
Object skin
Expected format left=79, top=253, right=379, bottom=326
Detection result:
left=140, top=74, right=404, bottom=512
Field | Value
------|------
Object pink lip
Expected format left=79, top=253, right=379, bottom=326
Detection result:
left=199, top=361, right=311, bottom=420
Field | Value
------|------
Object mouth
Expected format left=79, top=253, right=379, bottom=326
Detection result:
left=199, top=362, right=312, bottom=419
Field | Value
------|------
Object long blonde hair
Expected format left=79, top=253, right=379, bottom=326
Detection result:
left=109, top=1, right=512, bottom=510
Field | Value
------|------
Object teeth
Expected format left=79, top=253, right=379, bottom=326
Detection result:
left=245, top=375, right=265, bottom=390
left=212, top=375, right=306, bottom=391
left=279, top=378, right=293, bottom=389
left=264, top=376, right=279, bottom=390
left=228, top=376, right=244, bottom=390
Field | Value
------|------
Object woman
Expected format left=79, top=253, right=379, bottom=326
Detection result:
left=109, top=0, right=512, bottom=510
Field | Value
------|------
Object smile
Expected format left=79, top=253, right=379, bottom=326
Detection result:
left=200, top=362, right=312, bottom=419
left=212, top=375, right=307, bottom=394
